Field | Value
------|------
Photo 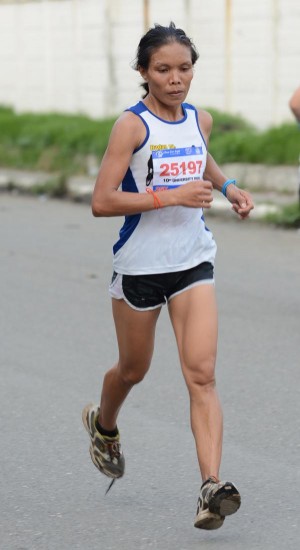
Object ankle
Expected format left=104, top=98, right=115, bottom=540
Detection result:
left=202, top=475, right=220, bottom=487
left=96, top=415, right=119, bottom=438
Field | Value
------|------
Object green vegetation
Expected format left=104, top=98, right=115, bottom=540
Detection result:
left=207, top=108, right=300, bottom=166
left=264, top=201, right=300, bottom=228
left=0, top=106, right=115, bottom=174
left=207, top=107, right=255, bottom=133
left=30, top=174, right=68, bottom=197
left=0, top=105, right=299, bottom=174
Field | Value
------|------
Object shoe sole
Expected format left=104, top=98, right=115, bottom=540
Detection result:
left=209, top=486, right=241, bottom=517
left=89, top=444, right=118, bottom=478
left=82, top=404, right=124, bottom=479
left=82, top=404, right=109, bottom=475
left=194, top=509, right=224, bottom=530
left=82, top=403, right=94, bottom=436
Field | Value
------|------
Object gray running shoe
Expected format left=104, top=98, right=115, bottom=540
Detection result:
left=82, top=403, right=125, bottom=479
left=194, top=477, right=241, bottom=530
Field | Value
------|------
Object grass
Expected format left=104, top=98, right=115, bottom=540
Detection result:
left=0, top=105, right=299, bottom=174
left=0, top=106, right=115, bottom=174
left=30, top=175, right=68, bottom=197
left=208, top=111, right=300, bottom=166
left=264, top=201, right=300, bottom=228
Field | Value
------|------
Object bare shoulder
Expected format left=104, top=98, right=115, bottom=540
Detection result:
left=197, top=109, right=213, bottom=142
left=109, top=110, right=147, bottom=151
left=290, top=86, right=300, bottom=103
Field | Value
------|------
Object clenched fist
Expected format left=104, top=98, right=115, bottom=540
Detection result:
left=175, top=180, right=213, bottom=208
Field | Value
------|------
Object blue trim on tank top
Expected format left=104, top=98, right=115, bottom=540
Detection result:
left=184, top=103, right=208, bottom=149
left=126, top=101, right=148, bottom=115
left=113, top=167, right=141, bottom=255
left=126, top=101, right=207, bottom=151
left=125, top=104, right=150, bottom=153
left=135, top=100, right=188, bottom=124
left=201, top=213, right=211, bottom=232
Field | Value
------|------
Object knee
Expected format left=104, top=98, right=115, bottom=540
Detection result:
left=118, top=360, right=149, bottom=386
left=191, top=371, right=216, bottom=391
left=188, top=374, right=216, bottom=403
left=183, top=356, right=216, bottom=393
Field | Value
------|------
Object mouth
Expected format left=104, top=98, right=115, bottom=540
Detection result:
left=168, top=90, right=184, bottom=97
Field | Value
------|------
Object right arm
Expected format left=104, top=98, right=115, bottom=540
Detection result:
left=289, top=87, right=300, bottom=122
left=92, top=112, right=213, bottom=217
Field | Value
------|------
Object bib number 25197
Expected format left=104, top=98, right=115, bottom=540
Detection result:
left=152, top=146, right=205, bottom=190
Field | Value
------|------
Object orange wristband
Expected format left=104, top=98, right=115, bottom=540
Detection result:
left=146, top=188, right=162, bottom=209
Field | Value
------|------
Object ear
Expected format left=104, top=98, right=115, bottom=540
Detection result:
left=138, top=65, right=148, bottom=82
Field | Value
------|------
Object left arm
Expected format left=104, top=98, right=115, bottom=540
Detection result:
left=198, top=109, right=254, bottom=219
left=289, top=86, right=300, bottom=123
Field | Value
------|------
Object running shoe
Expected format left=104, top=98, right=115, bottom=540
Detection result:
left=82, top=403, right=125, bottom=479
left=194, top=476, right=241, bottom=530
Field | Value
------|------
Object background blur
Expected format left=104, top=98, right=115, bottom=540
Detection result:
left=0, top=0, right=299, bottom=129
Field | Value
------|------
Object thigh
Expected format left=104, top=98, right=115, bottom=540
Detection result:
left=112, top=298, right=161, bottom=375
left=168, top=284, right=218, bottom=384
left=110, top=272, right=166, bottom=310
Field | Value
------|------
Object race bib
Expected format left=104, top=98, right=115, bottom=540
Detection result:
left=152, top=146, right=204, bottom=191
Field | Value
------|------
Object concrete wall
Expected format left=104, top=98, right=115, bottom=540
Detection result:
left=0, top=0, right=299, bottom=127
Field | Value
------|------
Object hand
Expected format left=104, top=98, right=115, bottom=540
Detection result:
left=226, top=185, right=254, bottom=219
left=175, top=180, right=213, bottom=208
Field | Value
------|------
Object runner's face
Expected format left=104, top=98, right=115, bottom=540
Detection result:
left=140, top=41, right=194, bottom=105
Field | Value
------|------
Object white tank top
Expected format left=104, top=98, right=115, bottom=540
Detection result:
left=113, top=101, right=217, bottom=275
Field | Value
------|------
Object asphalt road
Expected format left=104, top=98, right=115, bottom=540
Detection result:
left=1, top=194, right=300, bottom=550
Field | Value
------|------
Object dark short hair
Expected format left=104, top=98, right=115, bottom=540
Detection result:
left=134, top=22, right=199, bottom=96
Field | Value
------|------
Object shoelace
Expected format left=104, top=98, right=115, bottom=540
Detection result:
left=105, top=478, right=116, bottom=495
left=107, top=441, right=121, bottom=459
left=104, top=442, right=121, bottom=495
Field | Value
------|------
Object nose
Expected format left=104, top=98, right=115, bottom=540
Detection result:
left=169, top=70, right=181, bottom=85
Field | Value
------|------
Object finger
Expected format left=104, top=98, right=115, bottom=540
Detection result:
left=198, top=180, right=213, bottom=190
left=238, top=203, right=254, bottom=213
left=239, top=193, right=254, bottom=210
left=200, top=196, right=213, bottom=205
left=232, top=203, right=250, bottom=217
left=236, top=198, right=253, bottom=212
left=202, top=198, right=213, bottom=208
left=203, top=182, right=213, bottom=191
left=199, top=191, right=213, bottom=201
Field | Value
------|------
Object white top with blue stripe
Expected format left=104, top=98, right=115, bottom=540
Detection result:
left=113, top=101, right=217, bottom=275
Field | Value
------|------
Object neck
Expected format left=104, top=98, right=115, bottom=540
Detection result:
left=143, top=94, right=184, bottom=122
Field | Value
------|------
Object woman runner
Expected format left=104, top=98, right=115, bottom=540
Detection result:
left=82, top=22, right=254, bottom=530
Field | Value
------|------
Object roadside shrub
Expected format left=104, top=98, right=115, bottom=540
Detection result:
left=0, top=105, right=299, bottom=173
left=0, top=107, right=116, bottom=173
left=264, top=202, right=300, bottom=228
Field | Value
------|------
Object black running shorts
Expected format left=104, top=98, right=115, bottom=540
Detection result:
left=109, top=262, right=214, bottom=311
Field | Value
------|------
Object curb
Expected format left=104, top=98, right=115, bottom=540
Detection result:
left=0, top=167, right=298, bottom=220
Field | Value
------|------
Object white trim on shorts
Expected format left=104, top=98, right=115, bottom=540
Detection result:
left=109, top=273, right=214, bottom=312
left=109, top=272, right=165, bottom=311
